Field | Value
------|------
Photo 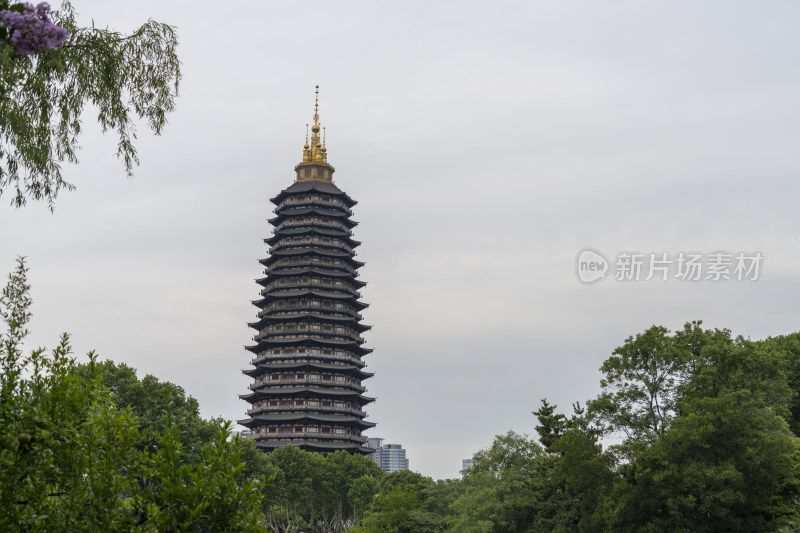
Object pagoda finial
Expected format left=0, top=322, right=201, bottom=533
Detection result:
left=302, top=123, right=311, bottom=162
left=309, top=84, right=323, bottom=162
left=313, top=84, right=320, bottom=126
left=297, top=84, right=334, bottom=182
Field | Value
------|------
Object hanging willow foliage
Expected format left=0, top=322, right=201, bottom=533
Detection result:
left=0, top=1, right=180, bottom=208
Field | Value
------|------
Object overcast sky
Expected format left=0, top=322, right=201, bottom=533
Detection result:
left=2, top=1, right=800, bottom=479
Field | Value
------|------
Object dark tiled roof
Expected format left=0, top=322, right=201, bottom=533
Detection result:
left=271, top=180, right=357, bottom=207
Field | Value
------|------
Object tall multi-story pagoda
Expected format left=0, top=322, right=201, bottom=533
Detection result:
left=239, top=87, right=375, bottom=454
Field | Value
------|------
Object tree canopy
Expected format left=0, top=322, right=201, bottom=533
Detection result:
left=0, top=1, right=180, bottom=207
left=0, top=257, right=264, bottom=531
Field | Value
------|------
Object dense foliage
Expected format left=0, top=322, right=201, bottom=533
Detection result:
left=343, top=322, right=800, bottom=533
left=0, top=258, right=264, bottom=531
left=0, top=0, right=180, bottom=207
left=3, top=257, right=799, bottom=532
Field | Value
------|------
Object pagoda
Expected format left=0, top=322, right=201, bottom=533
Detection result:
left=239, top=86, right=375, bottom=454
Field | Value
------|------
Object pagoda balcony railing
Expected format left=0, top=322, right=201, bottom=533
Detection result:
left=278, top=195, right=350, bottom=212
left=249, top=379, right=367, bottom=392
left=247, top=405, right=367, bottom=417
left=253, top=431, right=368, bottom=444
left=257, top=310, right=362, bottom=322
left=250, top=352, right=365, bottom=367
left=267, top=258, right=358, bottom=275
left=270, top=239, right=354, bottom=255
left=261, top=278, right=358, bottom=295
left=254, top=333, right=363, bottom=345
left=274, top=218, right=351, bottom=233
left=256, top=330, right=365, bottom=344
left=260, top=301, right=361, bottom=316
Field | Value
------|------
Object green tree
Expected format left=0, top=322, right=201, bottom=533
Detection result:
left=0, top=1, right=180, bottom=207
left=263, top=445, right=383, bottom=532
left=449, top=431, right=562, bottom=533
left=357, top=469, right=450, bottom=533
left=0, top=257, right=264, bottom=531
left=603, top=392, right=800, bottom=532
left=75, top=359, right=223, bottom=466
left=533, top=398, right=567, bottom=451
left=759, top=332, right=800, bottom=436
left=348, top=474, right=382, bottom=521
left=534, top=401, right=613, bottom=532
left=588, top=321, right=720, bottom=459
left=593, top=323, right=800, bottom=532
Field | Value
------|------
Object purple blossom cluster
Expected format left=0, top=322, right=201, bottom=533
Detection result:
left=0, top=2, right=67, bottom=56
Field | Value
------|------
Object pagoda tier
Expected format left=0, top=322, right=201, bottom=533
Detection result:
left=256, top=267, right=366, bottom=288
left=240, top=91, right=374, bottom=454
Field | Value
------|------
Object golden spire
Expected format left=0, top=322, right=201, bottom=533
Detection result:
left=308, top=84, right=324, bottom=163
left=302, top=123, right=311, bottom=162
left=313, top=85, right=320, bottom=125
left=297, top=84, right=334, bottom=182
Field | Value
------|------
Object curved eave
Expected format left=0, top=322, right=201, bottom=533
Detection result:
left=269, top=207, right=358, bottom=228
left=246, top=413, right=374, bottom=428
left=256, top=287, right=356, bottom=300
left=252, top=291, right=368, bottom=311
left=248, top=314, right=371, bottom=332
left=246, top=337, right=372, bottom=355
left=240, top=387, right=375, bottom=404
left=269, top=226, right=352, bottom=239
left=243, top=362, right=374, bottom=379
left=263, top=246, right=353, bottom=260
left=254, top=440, right=374, bottom=454
left=260, top=247, right=364, bottom=269
left=262, top=286, right=361, bottom=300
left=270, top=181, right=357, bottom=208
left=257, top=271, right=366, bottom=288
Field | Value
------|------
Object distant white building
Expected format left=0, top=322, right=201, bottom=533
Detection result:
left=368, top=437, right=409, bottom=473
left=462, top=458, right=475, bottom=473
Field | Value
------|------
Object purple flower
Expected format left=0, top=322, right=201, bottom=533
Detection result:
left=0, top=2, right=68, bottom=56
